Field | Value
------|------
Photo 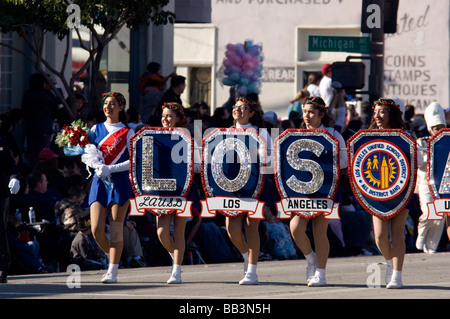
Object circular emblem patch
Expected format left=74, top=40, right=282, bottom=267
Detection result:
left=352, top=140, right=410, bottom=201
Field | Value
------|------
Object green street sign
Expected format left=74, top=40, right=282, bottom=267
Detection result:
left=308, top=35, right=371, bottom=54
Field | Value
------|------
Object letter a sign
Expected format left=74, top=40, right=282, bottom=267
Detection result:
left=427, top=129, right=450, bottom=220
left=348, top=129, right=417, bottom=219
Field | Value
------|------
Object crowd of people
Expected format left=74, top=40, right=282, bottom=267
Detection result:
left=0, top=62, right=449, bottom=287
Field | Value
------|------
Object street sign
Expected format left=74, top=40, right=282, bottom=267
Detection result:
left=308, top=35, right=371, bottom=54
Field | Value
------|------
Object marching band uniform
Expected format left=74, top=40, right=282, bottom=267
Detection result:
left=416, top=102, right=447, bottom=253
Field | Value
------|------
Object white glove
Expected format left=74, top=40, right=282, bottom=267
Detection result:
left=8, top=178, right=20, bottom=194
left=95, top=164, right=113, bottom=178
left=95, top=160, right=129, bottom=178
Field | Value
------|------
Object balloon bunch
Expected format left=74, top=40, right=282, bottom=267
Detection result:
left=222, top=40, right=263, bottom=96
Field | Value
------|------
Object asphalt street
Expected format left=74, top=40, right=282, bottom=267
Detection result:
left=1, top=252, right=449, bottom=301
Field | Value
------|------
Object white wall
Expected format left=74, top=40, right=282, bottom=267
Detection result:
left=205, top=0, right=449, bottom=117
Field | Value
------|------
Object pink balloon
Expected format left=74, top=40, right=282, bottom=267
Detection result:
left=226, top=43, right=235, bottom=52
left=242, top=70, right=254, bottom=79
left=230, top=55, right=242, bottom=66
left=243, top=53, right=253, bottom=62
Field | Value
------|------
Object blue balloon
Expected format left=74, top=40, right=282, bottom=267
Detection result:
left=229, top=72, right=241, bottom=82
left=222, top=77, right=236, bottom=86
left=237, top=85, right=247, bottom=96
left=247, top=81, right=260, bottom=93
left=239, top=77, right=250, bottom=86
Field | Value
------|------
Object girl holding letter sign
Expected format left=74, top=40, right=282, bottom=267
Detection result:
left=289, top=97, right=347, bottom=287
left=367, top=98, right=416, bottom=289
left=157, top=102, right=201, bottom=284
left=226, top=96, right=273, bottom=285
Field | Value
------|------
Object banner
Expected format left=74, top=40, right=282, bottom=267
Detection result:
left=347, top=129, right=417, bottom=220
left=427, top=128, right=450, bottom=220
left=201, top=128, right=266, bottom=218
left=274, top=129, right=341, bottom=220
left=128, top=127, right=194, bottom=217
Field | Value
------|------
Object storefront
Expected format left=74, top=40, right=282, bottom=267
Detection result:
left=175, top=0, right=449, bottom=117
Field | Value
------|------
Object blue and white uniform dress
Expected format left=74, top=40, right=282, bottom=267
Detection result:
left=88, top=122, right=135, bottom=207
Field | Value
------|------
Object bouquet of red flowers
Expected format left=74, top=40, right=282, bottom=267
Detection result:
left=55, top=119, right=90, bottom=156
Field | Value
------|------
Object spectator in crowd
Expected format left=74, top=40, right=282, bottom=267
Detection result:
left=147, top=75, right=186, bottom=127
left=0, top=117, right=20, bottom=283
left=288, top=89, right=309, bottom=121
left=70, top=211, right=107, bottom=270
left=21, top=73, right=61, bottom=169
left=126, top=108, right=144, bottom=131
left=122, top=220, right=147, bottom=268
left=319, top=63, right=333, bottom=107
left=306, top=72, right=322, bottom=97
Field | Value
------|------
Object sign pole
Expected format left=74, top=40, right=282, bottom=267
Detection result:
left=368, top=0, right=385, bottom=106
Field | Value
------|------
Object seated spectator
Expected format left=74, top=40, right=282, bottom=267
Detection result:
left=6, top=215, right=46, bottom=274
left=54, top=185, right=88, bottom=231
left=122, top=220, right=147, bottom=268
left=70, top=212, right=107, bottom=270
left=26, top=170, right=56, bottom=223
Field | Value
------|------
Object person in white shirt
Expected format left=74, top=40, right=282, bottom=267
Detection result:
left=416, top=102, right=447, bottom=254
left=319, top=63, right=334, bottom=107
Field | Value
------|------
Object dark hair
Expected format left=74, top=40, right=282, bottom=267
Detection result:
left=126, top=108, right=140, bottom=123
left=146, top=62, right=161, bottom=74
left=27, top=170, right=45, bottom=190
left=300, top=97, right=331, bottom=128
left=170, top=75, right=186, bottom=88
left=368, top=98, right=405, bottom=129
left=29, top=73, right=46, bottom=90
left=232, top=96, right=265, bottom=128
left=67, top=186, right=87, bottom=199
left=162, top=102, right=187, bottom=128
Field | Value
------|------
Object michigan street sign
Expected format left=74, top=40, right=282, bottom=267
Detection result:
left=308, top=35, right=371, bottom=54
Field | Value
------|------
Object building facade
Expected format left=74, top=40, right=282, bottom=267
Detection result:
left=175, top=0, right=449, bottom=117
left=1, top=0, right=448, bottom=118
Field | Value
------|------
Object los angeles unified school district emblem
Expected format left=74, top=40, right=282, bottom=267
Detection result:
left=348, top=129, right=417, bottom=219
